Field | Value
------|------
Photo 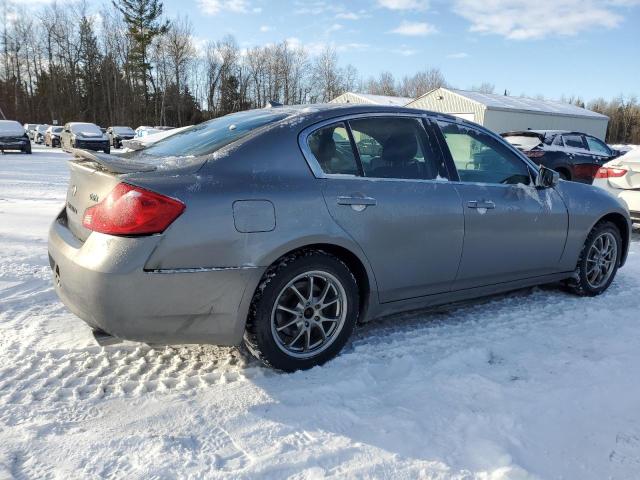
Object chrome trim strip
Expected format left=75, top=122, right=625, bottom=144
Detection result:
left=147, top=266, right=259, bottom=274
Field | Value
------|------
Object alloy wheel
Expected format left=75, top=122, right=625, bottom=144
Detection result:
left=270, top=270, right=347, bottom=359
left=585, top=231, right=618, bottom=289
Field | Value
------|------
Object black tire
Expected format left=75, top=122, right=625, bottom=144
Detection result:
left=104, top=147, right=110, bottom=154
left=24, top=143, right=32, bottom=154
left=244, top=250, right=359, bottom=372
left=566, top=221, right=622, bottom=296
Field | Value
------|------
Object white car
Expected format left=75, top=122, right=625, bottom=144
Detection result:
left=593, top=148, right=640, bottom=223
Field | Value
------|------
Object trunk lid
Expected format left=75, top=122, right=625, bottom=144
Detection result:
left=65, top=150, right=156, bottom=241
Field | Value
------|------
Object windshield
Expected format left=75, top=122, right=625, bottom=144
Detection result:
left=52, top=127, right=63, bottom=133
left=127, top=110, right=289, bottom=165
left=71, top=123, right=102, bottom=135
left=503, top=135, right=542, bottom=150
left=113, top=127, right=134, bottom=135
left=37, top=125, right=49, bottom=132
left=0, top=120, right=25, bottom=135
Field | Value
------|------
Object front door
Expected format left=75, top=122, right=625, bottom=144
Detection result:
left=304, top=116, right=464, bottom=303
left=433, top=119, right=569, bottom=290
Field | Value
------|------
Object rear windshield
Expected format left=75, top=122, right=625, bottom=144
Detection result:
left=124, top=110, right=289, bottom=168
left=0, top=120, right=24, bottom=135
left=113, top=126, right=134, bottom=134
left=52, top=127, right=63, bottom=133
left=71, top=123, right=102, bottom=135
left=502, top=135, right=542, bottom=150
left=37, top=125, right=49, bottom=132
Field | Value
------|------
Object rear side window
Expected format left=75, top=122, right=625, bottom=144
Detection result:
left=563, top=134, right=586, bottom=149
left=437, top=120, right=531, bottom=185
left=348, top=117, right=443, bottom=180
left=307, top=123, right=359, bottom=175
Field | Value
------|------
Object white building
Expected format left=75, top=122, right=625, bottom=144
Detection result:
left=329, top=92, right=413, bottom=107
left=406, top=87, right=609, bottom=140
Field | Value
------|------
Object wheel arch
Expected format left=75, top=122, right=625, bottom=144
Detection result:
left=594, top=212, right=630, bottom=267
left=255, top=241, right=376, bottom=323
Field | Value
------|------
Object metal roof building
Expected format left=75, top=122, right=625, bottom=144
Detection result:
left=406, top=87, right=609, bottom=140
left=330, top=92, right=413, bottom=107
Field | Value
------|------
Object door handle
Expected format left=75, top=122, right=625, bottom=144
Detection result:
left=337, top=195, right=377, bottom=207
left=467, top=200, right=495, bottom=209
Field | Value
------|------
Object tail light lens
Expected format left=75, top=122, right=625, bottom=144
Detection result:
left=595, top=166, right=628, bottom=179
left=525, top=150, right=545, bottom=159
left=82, top=183, right=185, bottom=236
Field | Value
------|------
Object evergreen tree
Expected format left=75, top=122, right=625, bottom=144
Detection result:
left=112, top=0, right=169, bottom=121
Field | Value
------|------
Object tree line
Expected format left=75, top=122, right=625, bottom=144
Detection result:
left=1, top=0, right=638, bottom=144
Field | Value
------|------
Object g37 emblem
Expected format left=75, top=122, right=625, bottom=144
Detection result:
left=71, top=185, right=77, bottom=196
left=89, top=193, right=99, bottom=202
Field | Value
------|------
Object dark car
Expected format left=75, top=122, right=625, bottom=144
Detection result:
left=60, top=122, right=110, bottom=153
left=48, top=105, right=630, bottom=371
left=45, top=126, right=64, bottom=147
left=106, top=126, right=135, bottom=149
left=0, top=120, right=31, bottom=154
left=502, top=130, right=622, bottom=183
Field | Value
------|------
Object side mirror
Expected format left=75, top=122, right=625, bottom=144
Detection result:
left=536, top=166, right=559, bottom=188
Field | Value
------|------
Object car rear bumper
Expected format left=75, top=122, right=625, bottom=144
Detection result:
left=48, top=211, right=264, bottom=345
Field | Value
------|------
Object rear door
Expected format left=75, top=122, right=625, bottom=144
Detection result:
left=302, top=115, right=464, bottom=303
left=562, top=133, right=598, bottom=182
left=432, top=119, right=568, bottom=290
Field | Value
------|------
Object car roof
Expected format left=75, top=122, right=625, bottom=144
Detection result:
left=260, top=103, right=467, bottom=129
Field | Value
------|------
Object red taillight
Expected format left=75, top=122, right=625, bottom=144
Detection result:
left=594, top=166, right=628, bottom=179
left=525, top=150, right=545, bottom=158
left=82, top=183, right=185, bottom=235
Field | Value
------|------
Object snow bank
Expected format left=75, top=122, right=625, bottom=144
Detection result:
left=1, top=145, right=640, bottom=478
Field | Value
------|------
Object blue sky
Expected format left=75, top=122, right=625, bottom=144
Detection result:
left=162, top=0, right=638, bottom=101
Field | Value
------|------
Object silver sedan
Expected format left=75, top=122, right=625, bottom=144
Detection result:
left=48, top=105, right=631, bottom=371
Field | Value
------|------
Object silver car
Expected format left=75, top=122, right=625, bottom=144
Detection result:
left=48, top=105, right=631, bottom=371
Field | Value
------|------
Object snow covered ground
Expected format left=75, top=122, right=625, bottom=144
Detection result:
left=1, top=146, right=640, bottom=479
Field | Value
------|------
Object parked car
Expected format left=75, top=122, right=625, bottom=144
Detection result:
left=501, top=130, right=622, bottom=183
left=45, top=126, right=64, bottom=147
left=48, top=105, right=630, bottom=371
left=106, top=126, right=135, bottom=149
left=121, top=125, right=191, bottom=151
left=23, top=123, right=37, bottom=140
left=60, top=122, right=110, bottom=153
left=34, top=124, right=50, bottom=144
left=592, top=148, right=640, bottom=223
left=1, top=120, right=31, bottom=154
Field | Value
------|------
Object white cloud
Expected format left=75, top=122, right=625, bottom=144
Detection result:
left=378, top=0, right=429, bottom=10
left=452, top=0, right=637, bottom=40
left=259, top=25, right=273, bottom=32
left=447, top=52, right=469, bottom=58
left=336, top=12, right=360, bottom=20
left=392, top=47, right=419, bottom=56
left=328, top=23, right=343, bottom=32
left=389, top=21, right=437, bottom=36
left=198, top=0, right=252, bottom=15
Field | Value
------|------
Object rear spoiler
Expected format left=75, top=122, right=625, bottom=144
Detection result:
left=69, top=148, right=156, bottom=174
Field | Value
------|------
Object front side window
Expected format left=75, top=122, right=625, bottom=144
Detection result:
left=585, top=136, right=611, bottom=156
left=348, top=117, right=443, bottom=180
left=437, top=120, right=531, bottom=185
left=563, top=134, right=586, bottom=150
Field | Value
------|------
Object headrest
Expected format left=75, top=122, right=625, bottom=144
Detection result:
left=382, top=133, right=417, bottom=164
